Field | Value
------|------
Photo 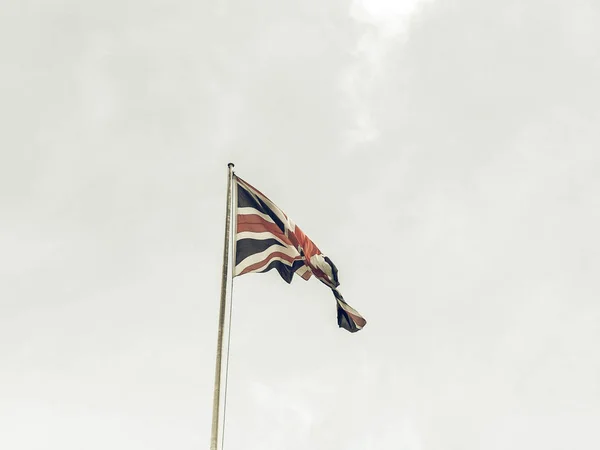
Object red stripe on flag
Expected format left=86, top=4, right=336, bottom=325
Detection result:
left=237, top=215, right=289, bottom=240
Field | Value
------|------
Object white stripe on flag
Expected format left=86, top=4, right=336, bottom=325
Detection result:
left=237, top=207, right=277, bottom=224
left=235, top=243, right=302, bottom=275
left=237, top=179, right=290, bottom=230
left=236, top=231, right=288, bottom=246
left=240, top=255, right=302, bottom=276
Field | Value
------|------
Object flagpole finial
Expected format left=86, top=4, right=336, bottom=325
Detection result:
left=228, top=162, right=235, bottom=169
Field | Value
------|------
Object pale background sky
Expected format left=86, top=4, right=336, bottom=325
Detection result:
left=1, top=0, right=600, bottom=449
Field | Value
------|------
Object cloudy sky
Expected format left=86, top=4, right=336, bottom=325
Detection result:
left=2, top=0, right=600, bottom=448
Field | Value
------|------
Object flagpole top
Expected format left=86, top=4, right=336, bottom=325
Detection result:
left=228, top=163, right=235, bottom=169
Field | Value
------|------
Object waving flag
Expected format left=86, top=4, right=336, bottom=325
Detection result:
left=233, top=175, right=366, bottom=333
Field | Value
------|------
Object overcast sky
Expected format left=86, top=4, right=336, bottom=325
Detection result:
left=2, top=0, right=600, bottom=449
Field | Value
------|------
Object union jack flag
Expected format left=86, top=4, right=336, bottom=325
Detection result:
left=233, top=175, right=366, bottom=333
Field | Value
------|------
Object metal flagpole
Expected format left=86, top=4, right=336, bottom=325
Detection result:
left=210, top=162, right=235, bottom=450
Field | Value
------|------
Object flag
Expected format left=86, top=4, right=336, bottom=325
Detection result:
left=233, top=175, right=366, bottom=333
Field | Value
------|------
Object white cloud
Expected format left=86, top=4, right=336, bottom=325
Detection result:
left=351, top=0, right=428, bottom=34
left=341, top=0, right=430, bottom=148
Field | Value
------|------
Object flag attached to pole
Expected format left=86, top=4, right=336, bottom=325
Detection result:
left=233, top=175, right=366, bottom=333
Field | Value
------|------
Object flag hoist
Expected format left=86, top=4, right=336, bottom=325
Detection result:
left=210, top=163, right=366, bottom=449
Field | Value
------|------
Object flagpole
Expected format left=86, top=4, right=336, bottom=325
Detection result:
left=210, top=162, right=235, bottom=450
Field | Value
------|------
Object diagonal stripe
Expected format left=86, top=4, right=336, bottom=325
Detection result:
left=236, top=238, right=289, bottom=267
left=237, top=177, right=296, bottom=232
left=235, top=243, right=301, bottom=275
left=337, top=300, right=366, bottom=329
left=237, top=179, right=286, bottom=232
left=333, top=290, right=367, bottom=331
left=295, top=265, right=313, bottom=280
left=237, top=251, right=303, bottom=277
left=256, top=259, right=306, bottom=284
